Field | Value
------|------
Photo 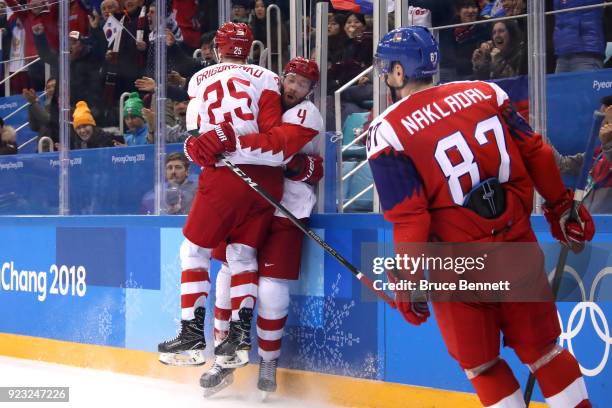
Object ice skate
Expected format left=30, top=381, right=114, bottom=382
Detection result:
left=158, top=307, right=206, bottom=366
left=257, top=358, right=278, bottom=400
left=214, top=308, right=252, bottom=368
left=200, top=360, right=235, bottom=397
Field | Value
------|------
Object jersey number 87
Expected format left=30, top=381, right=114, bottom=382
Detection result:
left=435, top=115, right=511, bottom=206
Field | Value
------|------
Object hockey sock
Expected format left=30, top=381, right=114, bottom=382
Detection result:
left=181, top=268, right=211, bottom=321
left=469, top=359, right=523, bottom=408
left=214, top=306, right=231, bottom=346
left=230, top=270, right=258, bottom=320
left=257, top=277, right=290, bottom=361
left=214, top=263, right=232, bottom=345
left=257, top=314, right=288, bottom=361
left=533, top=349, right=590, bottom=408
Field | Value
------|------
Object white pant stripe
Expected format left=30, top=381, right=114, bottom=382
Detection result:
left=545, top=377, right=588, bottom=408
left=230, top=283, right=259, bottom=299
left=257, top=327, right=284, bottom=341
left=485, top=388, right=525, bottom=408
left=181, top=281, right=211, bottom=295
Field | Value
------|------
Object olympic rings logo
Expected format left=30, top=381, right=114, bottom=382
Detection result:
left=552, top=266, right=612, bottom=377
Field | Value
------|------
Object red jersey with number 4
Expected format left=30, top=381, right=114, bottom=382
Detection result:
left=366, top=81, right=566, bottom=243
left=187, top=62, right=282, bottom=165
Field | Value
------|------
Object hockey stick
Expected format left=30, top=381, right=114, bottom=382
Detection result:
left=523, top=110, right=605, bottom=406
left=219, top=157, right=397, bottom=308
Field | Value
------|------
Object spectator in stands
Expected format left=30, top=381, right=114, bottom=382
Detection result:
left=172, top=0, right=206, bottom=52
left=71, top=100, right=121, bottom=149
left=4, top=0, right=91, bottom=93
left=0, top=117, right=17, bottom=155
left=144, top=3, right=184, bottom=77
left=472, top=20, right=527, bottom=79
left=327, top=13, right=348, bottom=65
left=141, top=96, right=190, bottom=144
left=481, top=0, right=526, bottom=18
left=553, top=0, right=605, bottom=73
left=167, top=31, right=215, bottom=85
left=119, top=92, right=149, bottom=146
left=101, top=0, right=148, bottom=125
left=23, top=77, right=59, bottom=150
left=553, top=96, right=612, bottom=213
left=327, top=13, right=373, bottom=94
left=250, top=0, right=288, bottom=71
left=452, top=0, right=490, bottom=80
left=100, top=0, right=120, bottom=20
left=232, top=0, right=251, bottom=23
left=140, top=152, right=197, bottom=215
left=32, top=26, right=106, bottom=121
left=197, top=31, right=216, bottom=65
left=344, top=12, right=366, bottom=41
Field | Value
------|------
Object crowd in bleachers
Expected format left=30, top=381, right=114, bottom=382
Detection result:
left=0, top=0, right=609, bottom=214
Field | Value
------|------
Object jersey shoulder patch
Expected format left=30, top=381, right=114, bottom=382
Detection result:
left=366, top=111, right=404, bottom=159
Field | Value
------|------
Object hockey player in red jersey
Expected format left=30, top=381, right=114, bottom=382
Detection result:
left=199, top=57, right=324, bottom=397
left=367, top=26, right=594, bottom=408
left=158, top=22, right=285, bottom=367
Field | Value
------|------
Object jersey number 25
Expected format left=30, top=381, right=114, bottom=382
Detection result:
left=202, top=77, right=255, bottom=125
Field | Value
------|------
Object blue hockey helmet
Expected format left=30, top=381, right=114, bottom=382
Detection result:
left=374, top=26, right=439, bottom=82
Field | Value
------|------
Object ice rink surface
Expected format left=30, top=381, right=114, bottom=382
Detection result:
left=0, top=356, right=338, bottom=408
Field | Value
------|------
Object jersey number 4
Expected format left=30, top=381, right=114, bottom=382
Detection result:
left=435, top=115, right=510, bottom=205
left=202, top=77, right=255, bottom=125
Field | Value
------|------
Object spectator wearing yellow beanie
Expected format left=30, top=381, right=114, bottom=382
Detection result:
left=71, top=100, right=120, bottom=150
left=73, top=101, right=96, bottom=129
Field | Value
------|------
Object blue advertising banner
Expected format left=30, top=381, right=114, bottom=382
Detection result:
left=0, top=143, right=187, bottom=215
left=0, top=214, right=610, bottom=405
left=548, top=69, right=612, bottom=156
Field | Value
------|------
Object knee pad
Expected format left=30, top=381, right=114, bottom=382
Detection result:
left=215, top=263, right=231, bottom=310
left=258, top=277, right=290, bottom=320
left=464, top=357, right=500, bottom=380
left=518, top=344, right=564, bottom=373
left=226, top=243, right=257, bottom=274
left=180, top=239, right=211, bottom=271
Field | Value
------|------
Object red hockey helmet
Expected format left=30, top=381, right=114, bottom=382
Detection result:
left=283, top=57, right=320, bottom=84
left=215, top=22, right=254, bottom=60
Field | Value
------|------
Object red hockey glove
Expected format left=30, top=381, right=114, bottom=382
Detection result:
left=387, top=270, right=430, bottom=326
left=183, top=122, right=236, bottom=166
left=543, top=189, right=595, bottom=253
left=284, top=154, right=324, bottom=185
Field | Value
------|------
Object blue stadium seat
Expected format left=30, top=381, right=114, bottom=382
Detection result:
left=341, top=112, right=370, bottom=161
left=341, top=112, right=370, bottom=146
left=342, top=161, right=374, bottom=212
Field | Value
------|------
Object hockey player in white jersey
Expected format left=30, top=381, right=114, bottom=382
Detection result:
left=199, top=57, right=324, bottom=398
left=158, top=22, right=286, bottom=367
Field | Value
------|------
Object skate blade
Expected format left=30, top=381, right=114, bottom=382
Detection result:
left=260, top=390, right=270, bottom=402
left=202, top=373, right=234, bottom=398
left=216, top=350, right=249, bottom=368
left=158, top=350, right=205, bottom=366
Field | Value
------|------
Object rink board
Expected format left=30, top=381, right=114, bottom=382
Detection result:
left=0, top=214, right=611, bottom=407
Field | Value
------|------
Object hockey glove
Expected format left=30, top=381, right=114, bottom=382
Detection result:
left=183, top=122, right=236, bottom=167
left=284, top=154, right=324, bottom=185
left=543, top=189, right=595, bottom=253
left=387, top=270, right=430, bottom=326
